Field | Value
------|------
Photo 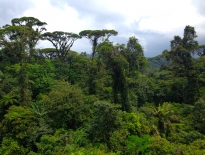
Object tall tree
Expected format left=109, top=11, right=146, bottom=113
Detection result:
left=79, top=29, right=118, bottom=60
left=166, top=25, right=199, bottom=103
left=126, top=36, right=147, bottom=72
left=0, top=17, right=47, bottom=62
left=170, top=28, right=197, bottom=68
left=0, top=18, right=45, bottom=105
left=149, top=102, right=174, bottom=137
left=43, top=31, right=81, bottom=61
left=98, top=41, right=131, bottom=112
left=11, top=16, right=47, bottom=47
left=0, top=25, right=38, bottom=62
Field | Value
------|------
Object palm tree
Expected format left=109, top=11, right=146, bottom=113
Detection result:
left=0, top=93, right=19, bottom=107
left=149, top=102, right=174, bottom=137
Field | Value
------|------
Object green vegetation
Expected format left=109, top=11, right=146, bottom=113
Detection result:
left=0, top=16, right=205, bottom=154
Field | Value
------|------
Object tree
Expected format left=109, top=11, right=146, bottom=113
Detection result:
left=26, top=61, right=55, bottom=99
left=169, top=26, right=198, bottom=71
left=11, top=16, right=47, bottom=53
left=0, top=17, right=48, bottom=106
left=165, top=26, right=199, bottom=103
left=39, top=48, right=58, bottom=59
left=193, top=99, right=205, bottom=134
left=130, top=74, right=155, bottom=107
left=193, top=55, right=205, bottom=99
left=43, top=31, right=81, bottom=61
left=125, top=36, right=147, bottom=73
left=0, top=93, right=18, bottom=107
left=11, top=16, right=47, bottom=30
left=0, top=105, right=38, bottom=149
left=98, top=41, right=131, bottom=112
left=182, top=25, right=198, bottom=54
left=36, top=81, right=91, bottom=129
left=169, top=25, right=198, bottom=71
left=0, top=17, right=47, bottom=62
left=88, top=101, right=121, bottom=148
left=79, top=29, right=118, bottom=60
left=0, top=25, right=38, bottom=63
left=0, top=137, right=28, bottom=155
left=149, top=102, right=174, bottom=137
left=126, top=135, right=152, bottom=155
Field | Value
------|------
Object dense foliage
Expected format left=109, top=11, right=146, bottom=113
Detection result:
left=0, top=16, right=205, bottom=154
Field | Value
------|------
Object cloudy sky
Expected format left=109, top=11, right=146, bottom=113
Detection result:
left=0, top=0, right=205, bottom=57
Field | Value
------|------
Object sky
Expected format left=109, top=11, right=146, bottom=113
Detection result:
left=0, top=0, right=205, bottom=57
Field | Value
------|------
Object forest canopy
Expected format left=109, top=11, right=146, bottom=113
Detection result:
left=0, top=16, right=205, bottom=154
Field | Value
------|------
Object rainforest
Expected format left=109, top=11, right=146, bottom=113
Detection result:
left=0, top=17, right=205, bottom=154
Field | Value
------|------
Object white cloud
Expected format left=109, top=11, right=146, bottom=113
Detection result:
left=18, top=0, right=205, bottom=56
left=23, top=0, right=87, bottom=33
left=96, top=0, right=204, bottom=33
